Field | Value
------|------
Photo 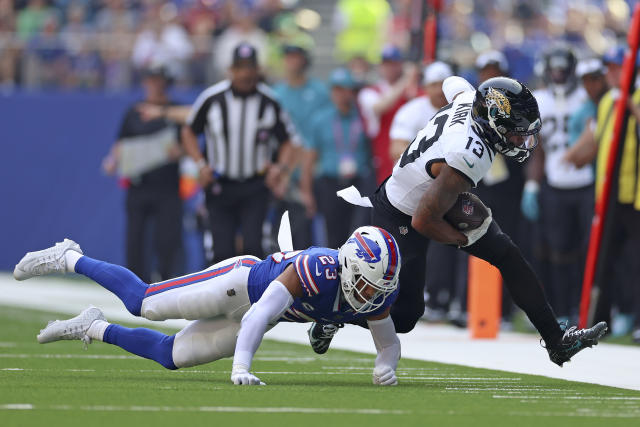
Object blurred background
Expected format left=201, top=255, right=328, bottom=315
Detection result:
left=1, top=0, right=638, bottom=341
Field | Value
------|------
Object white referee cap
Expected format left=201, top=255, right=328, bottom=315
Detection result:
left=423, top=61, right=453, bottom=85
left=576, top=58, right=605, bottom=78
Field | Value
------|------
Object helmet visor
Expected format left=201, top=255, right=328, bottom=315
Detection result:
left=506, top=132, right=539, bottom=150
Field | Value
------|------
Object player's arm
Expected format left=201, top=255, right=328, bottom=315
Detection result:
left=231, top=265, right=303, bottom=385
left=366, top=308, right=400, bottom=386
left=411, top=163, right=471, bottom=246
left=563, top=121, right=598, bottom=168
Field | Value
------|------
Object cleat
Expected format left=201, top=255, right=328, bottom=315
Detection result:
left=308, top=322, right=343, bottom=354
left=13, top=239, right=82, bottom=281
left=545, top=321, right=608, bottom=367
left=37, top=306, right=105, bottom=348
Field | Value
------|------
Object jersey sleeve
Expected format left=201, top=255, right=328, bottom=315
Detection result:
left=293, top=249, right=336, bottom=297
left=443, top=132, right=493, bottom=186
left=294, top=252, right=322, bottom=297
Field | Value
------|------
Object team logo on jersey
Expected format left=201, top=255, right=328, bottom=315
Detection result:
left=486, top=88, right=511, bottom=118
left=349, top=232, right=382, bottom=263
left=399, top=226, right=408, bottom=235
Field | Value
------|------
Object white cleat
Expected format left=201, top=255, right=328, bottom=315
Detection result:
left=37, top=306, right=105, bottom=348
left=13, top=238, right=82, bottom=281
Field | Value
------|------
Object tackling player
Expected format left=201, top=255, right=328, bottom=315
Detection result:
left=320, top=76, right=607, bottom=367
left=14, top=227, right=401, bottom=386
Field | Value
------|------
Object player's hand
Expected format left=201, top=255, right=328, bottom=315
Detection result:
left=231, top=365, right=265, bottom=386
left=461, top=208, right=492, bottom=247
left=373, top=365, right=398, bottom=386
left=521, top=181, right=540, bottom=222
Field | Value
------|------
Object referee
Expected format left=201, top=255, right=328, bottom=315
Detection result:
left=182, top=43, right=298, bottom=262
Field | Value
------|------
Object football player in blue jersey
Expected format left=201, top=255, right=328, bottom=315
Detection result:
left=13, top=226, right=401, bottom=386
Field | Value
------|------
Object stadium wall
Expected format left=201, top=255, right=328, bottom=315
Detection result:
left=0, top=90, right=201, bottom=271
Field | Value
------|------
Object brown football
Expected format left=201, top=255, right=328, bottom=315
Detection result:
left=444, top=192, right=490, bottom=231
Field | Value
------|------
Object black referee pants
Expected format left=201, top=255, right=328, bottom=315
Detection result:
left=205, top=177, right=269, bottom=263
left=369, top=187, right=562, bottom=345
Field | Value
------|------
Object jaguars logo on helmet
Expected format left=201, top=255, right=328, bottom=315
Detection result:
left=472, top=77, right=542, bottom=162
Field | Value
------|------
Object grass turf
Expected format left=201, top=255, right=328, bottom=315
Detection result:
left=0, top=305, right=638, bottom=427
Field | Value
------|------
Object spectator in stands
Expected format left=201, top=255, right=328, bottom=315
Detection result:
left=213, top=3, right=267, bottom=79
left=0, top=0, right=17, bottom=90
left=333, top=0, right=390, bottom=65
left=301, top=68, right=371, bottom=248
left=273, top=34, right=330, bottom=249
left=24, top=14, right=69, bottom=88
left=16, top=0, right=55, bottom=41
left=95, top=0, right=137, bottom=89
left=102, top=64, right=183, bottom=283
left=131, top=0, right=194, bottom=85
left=358, top=44, right=417, bottom=184
left=61, top=2, right=102, bottom=88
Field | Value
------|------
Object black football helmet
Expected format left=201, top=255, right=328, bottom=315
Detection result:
left=541, top=43, right=578, bottom=91
left=471, top=77, right=541, bottom=162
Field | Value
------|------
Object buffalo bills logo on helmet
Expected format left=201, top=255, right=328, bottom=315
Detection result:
left=348, top=232, right=382, bottom=263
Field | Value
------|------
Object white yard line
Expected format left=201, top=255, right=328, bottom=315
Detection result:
left=0, top=403, right=409, bottom=414
left=1, top=273, right=639, bottom=391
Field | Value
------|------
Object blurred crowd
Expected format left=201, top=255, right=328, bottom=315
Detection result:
left=5, top=0, right=639, bottom=341
left=0, top=0, right=634, bottom=90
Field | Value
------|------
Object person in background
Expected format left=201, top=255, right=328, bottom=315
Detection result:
left=564, top=46, right=640, bottom=342
left=102, top=64, right=183, bottom=283
left=181, top=43, right=298, bottom=264
left=358, top=44, right=417, bottom=184
left=272, top=35, right=329, bottom=249
left=301, top=68, right=371, bottom=249
left=389, top=61, right=453, bottom=162
left=524, top=44, right=592, bottom=326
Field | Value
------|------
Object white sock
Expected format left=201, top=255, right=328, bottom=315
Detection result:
left=64, top=251, right=83, bottom=273
left=86, top=320, right=110, bottom=341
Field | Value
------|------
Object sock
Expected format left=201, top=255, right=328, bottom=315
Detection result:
left=75, top=256, right=148, bottom=316
left=65, top=251, right=83, bottom=273
left=103, top=324, right=177, bottom=370
left=86, top=319, right=110, bottom=341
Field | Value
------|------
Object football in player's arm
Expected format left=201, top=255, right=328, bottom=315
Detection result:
left=14, top=227, right=402, bottom=386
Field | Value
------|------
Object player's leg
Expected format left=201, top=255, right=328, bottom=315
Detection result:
left=37, top=310, right=259, bottom=370
left=370, top=199, right=429, bottom=333
left=462, top=220, right=607, bottom=365
left=139, top=255, right=258, bottom=321
left=14, top=239, right=149, bottom=316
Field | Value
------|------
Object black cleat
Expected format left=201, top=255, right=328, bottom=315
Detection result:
left=545, top=321, right=608, bottom=367
left=308, top=322, right=343, bottom=354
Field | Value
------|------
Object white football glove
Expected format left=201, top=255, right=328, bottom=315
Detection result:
left=373, top=365, right=398, bottom=386
left=231, top=364, right=265, bottom=386
left=462, top=208, right=492, bottom=247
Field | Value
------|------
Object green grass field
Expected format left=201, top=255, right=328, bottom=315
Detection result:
left=1, top=305, right=639, bottom=427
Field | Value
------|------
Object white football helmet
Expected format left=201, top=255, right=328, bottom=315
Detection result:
left=338, top=226, right=401, bottom=314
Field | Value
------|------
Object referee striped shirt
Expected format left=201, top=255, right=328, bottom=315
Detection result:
left=187, top=80, right=299, bottom=180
